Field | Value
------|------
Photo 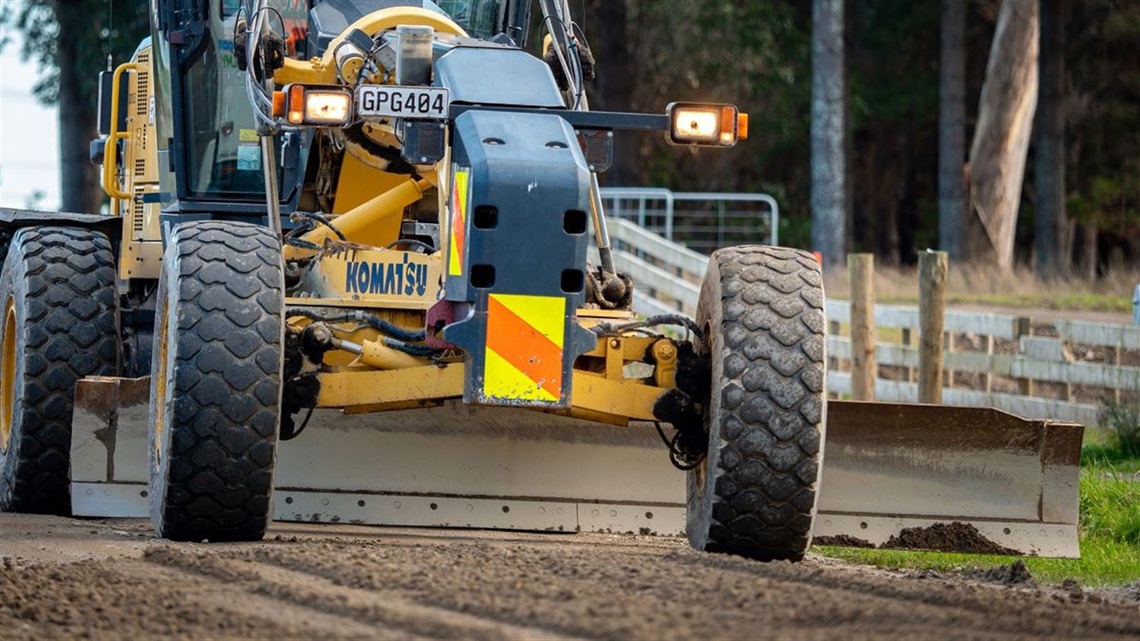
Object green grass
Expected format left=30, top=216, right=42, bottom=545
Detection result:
left=822, top=263, right=1139, bottom=315
left=870, top=292, right=1131, bottom=313
left=1083, top=443, right=1140, bottom=473
left=814, top=536, right=1138, bottom=587
left=947, top=292, right=1128, bottom=312
left=813, top=462, right=1140, bottom=587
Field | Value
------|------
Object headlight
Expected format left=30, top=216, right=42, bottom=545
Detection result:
left=278, top=84, right=352, bottom=126
left=666, top=102, right=747, bottom=147
left=304, top=91, right=352, bottom=124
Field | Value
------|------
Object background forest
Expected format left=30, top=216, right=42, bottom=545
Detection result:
left=2, top=0, right=1137, bottom=277
left=581, top=0, right=1138, bottom=277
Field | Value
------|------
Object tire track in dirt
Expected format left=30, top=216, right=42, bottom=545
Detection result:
left=2, top=515, right=1137, bottom=640
left=115, top=557, right=398, bottom=640
left=146, top=546, right=584, bottom=641
left=0, top=556, right=366, bottom=640
left=228, top=537, right=1140, bottom=641
left=662, top=550, right=1140, bottom=639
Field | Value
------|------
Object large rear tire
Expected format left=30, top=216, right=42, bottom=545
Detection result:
left=149, top=221, right=284, bottom=542
left=686, top=246, right=827, bottom=561
left=0, top=227, right=119, bottom=514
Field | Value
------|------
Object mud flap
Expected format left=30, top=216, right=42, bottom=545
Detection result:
left=70, top=379, right=1083, bottom=556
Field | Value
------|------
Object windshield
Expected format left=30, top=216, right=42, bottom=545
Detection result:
left=177, top=0, right=312, bottom=200
left=434, top=0, right=505, bottom=40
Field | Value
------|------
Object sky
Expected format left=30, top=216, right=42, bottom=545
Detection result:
left=0, top=28, right=61, bottom=211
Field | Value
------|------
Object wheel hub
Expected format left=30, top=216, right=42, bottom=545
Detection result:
left=1, top=296, right=17, bottom=454
left=152, top=304, right=169, bottom=459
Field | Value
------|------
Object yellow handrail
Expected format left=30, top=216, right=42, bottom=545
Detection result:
left=102, top=62, right=139, bottom=202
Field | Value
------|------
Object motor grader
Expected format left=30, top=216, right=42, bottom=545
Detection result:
left=0, top=0, right=1083, bottom=560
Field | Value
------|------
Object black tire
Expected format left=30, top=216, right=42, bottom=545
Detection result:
left=149, top=221, right=284, bottom=542
left=0, top=227, right=120, bottom=513
left=686, top=246, right=827, bottom=561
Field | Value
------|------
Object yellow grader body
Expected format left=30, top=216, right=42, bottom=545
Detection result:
left=0, top=0, right=1082, bottom=561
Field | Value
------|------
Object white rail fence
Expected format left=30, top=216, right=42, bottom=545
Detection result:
left=825, top=301, right=1138, bottom=425
left=599, top=187, right=779, bottom=254
left=597, top=216, right=1137, bottom=425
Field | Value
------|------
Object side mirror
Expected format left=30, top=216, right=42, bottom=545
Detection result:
left=96, top=70, right=129, bottom=137
left=89, top=138, right=107, bottom=166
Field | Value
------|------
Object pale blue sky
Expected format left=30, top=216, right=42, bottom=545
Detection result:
left=0, top=27, right=61, bottom=211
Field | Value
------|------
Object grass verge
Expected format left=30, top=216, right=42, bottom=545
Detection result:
left=822, top=262, right=1137, bottom=314
left=813, top=463, right=1139, bottom=587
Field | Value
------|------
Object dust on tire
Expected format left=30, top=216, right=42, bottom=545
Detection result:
left=148, top=221, right=284, bottom=542
left=0, top=227, right=119, bottom=514
left=686, top=246, right=827, bottom=562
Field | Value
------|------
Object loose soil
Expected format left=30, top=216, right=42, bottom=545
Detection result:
left=2, top=514, right=1137, bottom=640
left=881, top=522, right=1021, bottom=556
left=968, top=560, right=1036, bottom=587
left=812, top=534, right=875, bottom=548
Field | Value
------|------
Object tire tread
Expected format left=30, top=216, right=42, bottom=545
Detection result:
left=688, top=245, right=826, bottom=561
left=0, top=227, right=118, bottom=514
left=151, top=221, right=282, bottom=542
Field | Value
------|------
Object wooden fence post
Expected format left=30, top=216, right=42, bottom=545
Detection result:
left=1016, top=317, right=1034, bottom=397
left=1108, top=345, right=1121, bottom=404
left=849, top=253, right=876, bottom=400
left=918, top=251, right=948, bottom=403
left=983, top=334, right=994, bottom=393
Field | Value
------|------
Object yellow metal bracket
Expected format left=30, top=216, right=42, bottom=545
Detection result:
left=315, top=363, right=669, bottom=425
left=274, top=8, right=467, bottom=86
left=317, top=363, right=464, bottom=409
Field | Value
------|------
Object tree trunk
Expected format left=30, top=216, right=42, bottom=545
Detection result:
left=589, top=0, right=639, bottom=185
left=55, top=0, right=103, bottom=214
left=938, top=0, right=967, bottom=261
left=811, top=0, right=847, bottom=266
left=967, top=0, right=1038, bottom=269
left=1079, top=223, right=1097, bottom=280
left=1035, top=0, right=1066, bottom=278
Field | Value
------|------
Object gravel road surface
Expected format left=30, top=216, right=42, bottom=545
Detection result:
left=1, top=513, right=1137, bottom=640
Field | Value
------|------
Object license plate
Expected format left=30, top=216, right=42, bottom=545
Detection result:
left=356, top=86, right=450, bottom=120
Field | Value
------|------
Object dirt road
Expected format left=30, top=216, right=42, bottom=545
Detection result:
left=1, top=513, right=1137, bottom=640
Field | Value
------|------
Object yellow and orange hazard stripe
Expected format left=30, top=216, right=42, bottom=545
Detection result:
left=483, top=294, right=565, bottom=403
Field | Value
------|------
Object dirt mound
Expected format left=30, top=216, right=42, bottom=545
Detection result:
left=813, top=534, right=875, bottom=548
left=969, top=559, right=1036, bottom=586
left=882, top=522, right=1020, bottom=555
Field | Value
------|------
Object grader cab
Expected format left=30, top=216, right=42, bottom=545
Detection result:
left=0, top=0, right=1082, bottom=561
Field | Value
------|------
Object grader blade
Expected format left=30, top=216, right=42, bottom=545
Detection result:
left=70, top=376, right=686, bottom=534
left=816, top=401, right=1083, bottom=558
left=70, top=378, right=1083, bottom=556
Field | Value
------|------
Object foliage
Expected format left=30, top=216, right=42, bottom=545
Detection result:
left=1065, top=0, right=1140, bottom=242
left=0, top=0, right=1135, bottom=266
left=0, top=0, right=151, bottom=105
left=1079, top=465, right=1139, bottom=545
left=1087, top=403, right=1140, bottom=461
left=583, top=0, right=1138, bottom=268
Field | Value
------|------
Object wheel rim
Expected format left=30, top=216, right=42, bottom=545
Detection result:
left=694, top=319, right=713, bottom=500
left=152, top=303, right=170, bottom=459
left=1, top=296, right=17, bottom=454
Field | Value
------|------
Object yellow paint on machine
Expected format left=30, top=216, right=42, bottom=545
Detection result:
left=483, top=349, right=558, bottom=403
left=448, top=169, right=469, bottom=277
left=482, top=293, right=566, bottom=403
left=494, top=294, right=566, bottom=343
